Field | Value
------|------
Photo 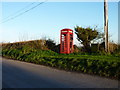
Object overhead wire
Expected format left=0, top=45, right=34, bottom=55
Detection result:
left=1, top=0, right=47, bottom=24
left=2, top=2, right=36, bottom=21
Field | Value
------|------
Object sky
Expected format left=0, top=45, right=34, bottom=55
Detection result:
left=0, top=1, right=118, bottom=46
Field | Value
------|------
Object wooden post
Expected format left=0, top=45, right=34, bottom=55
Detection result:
left=104, top=0, right=109, bottom=52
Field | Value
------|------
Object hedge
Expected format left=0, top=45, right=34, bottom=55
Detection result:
left=2, top=48, right=120, bottom=80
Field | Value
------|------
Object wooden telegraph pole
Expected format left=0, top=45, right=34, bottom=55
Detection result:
left=104, top=0, right=109, bottom=52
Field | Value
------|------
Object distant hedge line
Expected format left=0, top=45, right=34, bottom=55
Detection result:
left=2, top=48, right=120, bottom=80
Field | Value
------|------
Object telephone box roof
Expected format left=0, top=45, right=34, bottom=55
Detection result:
left=61, top=28, right=73, bottom=31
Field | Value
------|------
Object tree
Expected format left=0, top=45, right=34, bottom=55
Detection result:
left=46, top=38, right=59, bottom=53
left=46, top=38, right=56, bottom=50
left=74, top=26, right=98, bottom=52
left=91, top=31, right=105, bottom=44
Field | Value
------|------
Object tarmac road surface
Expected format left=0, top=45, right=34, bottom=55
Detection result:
left=2, top=57, right=119, bottom=88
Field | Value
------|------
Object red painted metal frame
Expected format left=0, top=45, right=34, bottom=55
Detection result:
left=60, top=29, right=74, bottom=54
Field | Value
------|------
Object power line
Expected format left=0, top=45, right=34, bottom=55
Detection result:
left=2, top=2, right=36, bottom=20
left=1, top=0, right=47, bottom=24
left=2, top=0, right=42, bottom=20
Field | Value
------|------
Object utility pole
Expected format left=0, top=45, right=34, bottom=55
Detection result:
left=104, top=0, right=109, bottom=52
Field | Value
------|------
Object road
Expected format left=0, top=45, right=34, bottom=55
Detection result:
left=2, top=57, right=119, bottom=88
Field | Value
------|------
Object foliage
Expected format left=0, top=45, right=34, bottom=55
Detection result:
left=46, top=39, right=59, bottom=53
left=2, top=47, right=120, bottom=80
left=91, top=28, right=105, bottom=44
left=74, top=26, right=98, bottom=52
left=1, top=40, right=120, bottom=80
left=2, top=40, right=47, bottom=50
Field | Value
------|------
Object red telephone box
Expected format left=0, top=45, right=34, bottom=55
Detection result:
left=60, top=29, right=74, bottom=54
